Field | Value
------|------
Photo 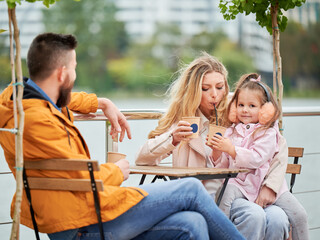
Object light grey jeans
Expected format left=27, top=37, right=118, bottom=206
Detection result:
left=219, top=184, right=290, bottom=240
left=274, top=191, right=309, bottom=240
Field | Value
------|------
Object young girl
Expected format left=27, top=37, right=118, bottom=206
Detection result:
left=209, top=73, right=308, bottom=240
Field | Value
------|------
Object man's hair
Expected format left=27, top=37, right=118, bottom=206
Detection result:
left=27, top=33, right=77, bottom=81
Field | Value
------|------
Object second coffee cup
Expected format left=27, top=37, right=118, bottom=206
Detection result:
left=207, top=124, right=226, bottom=145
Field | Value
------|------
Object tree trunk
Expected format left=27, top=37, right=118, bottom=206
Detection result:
left=271, top=2, right=283, bottom=134
left=8, top=6, right=25, bottom=240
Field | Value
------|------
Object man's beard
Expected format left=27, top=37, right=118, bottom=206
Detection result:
left=56, top=77, right=74, bottom=108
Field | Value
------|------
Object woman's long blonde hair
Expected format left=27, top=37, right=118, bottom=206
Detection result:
left=148, top=52, right=229, bottom=139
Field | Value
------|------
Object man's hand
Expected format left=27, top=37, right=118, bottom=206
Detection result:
left=255, top=185, right=276, bottom=208
left=98, top=98, right=132, bottom=142
left=114, top=159, right=130, bottom=181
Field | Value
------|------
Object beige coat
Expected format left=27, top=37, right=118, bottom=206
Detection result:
left=135, top=117, right=288, bottom=196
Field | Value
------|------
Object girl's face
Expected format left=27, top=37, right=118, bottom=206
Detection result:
left=236, top=88, right=262, bottom=125
left=199, top=71, right=226, bottom=119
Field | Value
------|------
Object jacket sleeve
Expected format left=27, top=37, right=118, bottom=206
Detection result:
left=68, top=92, right=98, bottom=114
left=135, top=130, right=176, bottom=166
left=98, top=163, right=124, bottom=186
left=262, top=134, right=288, bottom=194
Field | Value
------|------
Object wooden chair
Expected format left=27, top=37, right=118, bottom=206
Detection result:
left=286, top=147, right=304, bottom=240
left=286, top=147, right=304, bottom=193
left=23, top=159, right=104, bottom=240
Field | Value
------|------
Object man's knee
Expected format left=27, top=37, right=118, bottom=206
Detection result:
left=180, top=211, right=208, bottom=238
left=178, top=178, right=204, bottom=193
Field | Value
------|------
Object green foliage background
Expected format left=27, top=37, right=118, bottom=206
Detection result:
left=219, top=0, right=306, bottom=34
left=1, top=0, right=319, bottom=98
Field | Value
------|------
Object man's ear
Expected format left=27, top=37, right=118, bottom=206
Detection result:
left=57, top=66, right=67, bottom=83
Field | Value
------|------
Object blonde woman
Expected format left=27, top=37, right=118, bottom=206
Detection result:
left=136, top=52, right=291, bottom=240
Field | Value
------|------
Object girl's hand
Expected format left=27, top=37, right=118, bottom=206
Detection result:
left=209, top=134, right=236, bottom=158
left=171, top=121, right=193, bottom=146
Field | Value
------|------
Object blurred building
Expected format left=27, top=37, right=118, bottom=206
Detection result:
left=114, top=0, right=320, bottom=74
left=114, top=0, right=273, bottom=72
left=285, top=0, right=320, bottom=27
left=0, top=1, right=44, bottom=58
left=1, top=0, right=318, bottom=72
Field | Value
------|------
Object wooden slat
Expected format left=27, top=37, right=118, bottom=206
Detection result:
left=27, top=178, right=103, bottom=192
left=24, top=159, right=100, bottom=171
left=286, top=163, right=301, bottom=174
left=130, top=165, right=248, bottom=178
left=288, top=147, right=304, bottom=158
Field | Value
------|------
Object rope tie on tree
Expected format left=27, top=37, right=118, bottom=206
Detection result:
left=10, top=82, right=24, bottom=87
left=14, top=166, right=23, bottom=171
left=272, top=26, right=279, bottom=30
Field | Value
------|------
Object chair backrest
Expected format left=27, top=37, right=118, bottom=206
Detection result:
left=23, top=159, right=104, bottom=240
left=286, top=147, right=304, bottom=193
left=24, top=159, right=103, bottom=191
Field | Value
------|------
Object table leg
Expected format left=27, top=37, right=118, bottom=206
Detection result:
left=151, top=175, right=168, bottom=183
left=216, top=174, right=231, bottom=206
left=139, top=174, right=146, bottom=185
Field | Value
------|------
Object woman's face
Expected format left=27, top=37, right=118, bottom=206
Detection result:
left=199, top=71, right=226, bottom=119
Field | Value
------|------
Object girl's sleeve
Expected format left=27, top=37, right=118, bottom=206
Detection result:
left=233, top=128, right=277, bottom=169
left=262, top=134, right=288, bottom=194
left=209, top=152, right=229, bottom=168
left=135, top=130, right=176, bottom=166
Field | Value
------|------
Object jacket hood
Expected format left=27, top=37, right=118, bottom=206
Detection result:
left=0, top=77, right=46, bottom=129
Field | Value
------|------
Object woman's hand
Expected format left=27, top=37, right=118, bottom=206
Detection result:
left=171, top=121, right=193, bottom=146
left=255, top=185, right=277, bottom=208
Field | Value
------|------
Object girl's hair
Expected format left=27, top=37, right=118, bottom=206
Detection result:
left=227, top=73, right=280, bottom=130
left=148, top=52, right=229, bottom=139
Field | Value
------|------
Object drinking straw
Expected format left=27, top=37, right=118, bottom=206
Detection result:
left=214, top=104, right=218, bottom=126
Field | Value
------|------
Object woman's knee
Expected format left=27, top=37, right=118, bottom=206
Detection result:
left=230, top=199, right=266, bottom=226
left=265, top=205, right=289, bottom=233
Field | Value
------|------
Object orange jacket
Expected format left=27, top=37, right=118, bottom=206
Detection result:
left=0, top=83, right=147, bottom=233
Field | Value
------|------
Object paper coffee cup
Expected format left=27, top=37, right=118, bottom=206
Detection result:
left=207, top=124, right=226, bottom=145
left=182, top=117, right=200, bottom=138
left=107, top=152, right=126, bottom=163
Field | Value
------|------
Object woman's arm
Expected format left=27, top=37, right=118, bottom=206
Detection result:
left=255, top=135, right=288, bottom=206
left=135, top=120, right=193, bottom=166
left=262, top=135, right=288, bottom=194
left=135, top=131, right=176, bottom=166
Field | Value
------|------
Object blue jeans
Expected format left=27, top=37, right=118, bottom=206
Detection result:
left=230, top=198, right=289, bottom=240
left=48, top=178, right=244, bottom=240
